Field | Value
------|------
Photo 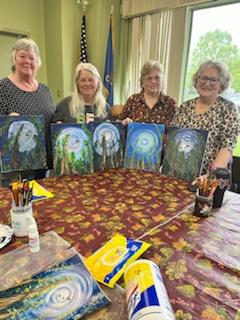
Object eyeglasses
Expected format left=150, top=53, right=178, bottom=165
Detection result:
left=144, top=75, right=162, bottom=83
left=197, top=76, right=220, bottom=86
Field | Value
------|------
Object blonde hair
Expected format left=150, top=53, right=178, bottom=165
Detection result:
left=10, top=37, right=42, bottom=72
left=69, top=63, right=107, bottom=119
left=140, top=60, right=165, bottom=94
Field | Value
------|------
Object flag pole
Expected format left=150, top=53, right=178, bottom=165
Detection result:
left=103, top=7, right=114, bottom=107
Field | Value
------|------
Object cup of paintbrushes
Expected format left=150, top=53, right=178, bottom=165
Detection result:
left=193, top=189, right=213, bottom=217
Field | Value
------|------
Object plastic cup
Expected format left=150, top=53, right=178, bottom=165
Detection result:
left=193, top=189, right=213, bottom=217
left=10, top=203, right=33, bottom=237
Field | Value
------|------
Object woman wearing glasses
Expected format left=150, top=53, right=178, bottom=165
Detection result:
left=119, top=61, right=176, bottom=126
left=171, top=60, right=240, bottom=174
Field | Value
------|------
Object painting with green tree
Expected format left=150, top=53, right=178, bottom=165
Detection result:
left=51, top=123, right=93, bottom=176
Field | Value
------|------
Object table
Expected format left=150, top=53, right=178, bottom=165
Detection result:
left=0, top=168, right=240, bottom=319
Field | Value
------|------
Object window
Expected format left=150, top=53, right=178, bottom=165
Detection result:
left=183, top=1, right=240, bottom=112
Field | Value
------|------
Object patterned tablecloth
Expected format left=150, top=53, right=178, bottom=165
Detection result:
left=0, top=169, right=194, bottom=256
left=142, top=192, right=240, bottom=320
left=1, top=168, right=240, bottom=319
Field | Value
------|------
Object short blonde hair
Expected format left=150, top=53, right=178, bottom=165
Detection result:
left=140, top=60, right=165, bottom=93
left=10, top=37, right=42, bottom=72
left=193, top=60, right=230, bottom=93
left=70, top=63, right=107, bottom=119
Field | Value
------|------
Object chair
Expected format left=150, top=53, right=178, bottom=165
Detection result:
left=111, top=105, right=123, bottom=120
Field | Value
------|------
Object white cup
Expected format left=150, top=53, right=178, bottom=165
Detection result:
left=10, top=203, right=33, bottom=237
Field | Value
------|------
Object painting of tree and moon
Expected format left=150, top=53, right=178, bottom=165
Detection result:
left=124, top=123, right=165, bottom=172
left=0, top=115, right=47, bottom=173
left=0, top=254, right=110, bottom=319
left=51, top=124, right=94, bottom=176
left=162, top=127, right=208, bottom=181
left=90, top=122, right=125, bottom=171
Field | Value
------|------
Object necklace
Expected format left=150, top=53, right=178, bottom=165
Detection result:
left=9, top=74, right=38, bottom=92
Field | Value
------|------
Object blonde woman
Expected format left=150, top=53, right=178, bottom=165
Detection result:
left=0, top=37, right=55, bottom=185
left=53, top=63, right=111, bottom=123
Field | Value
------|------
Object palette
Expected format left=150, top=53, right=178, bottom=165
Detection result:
left=0, top=224, right=13, bottom=249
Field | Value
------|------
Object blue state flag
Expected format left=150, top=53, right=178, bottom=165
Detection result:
left=104, top=16, right=114, bottom=107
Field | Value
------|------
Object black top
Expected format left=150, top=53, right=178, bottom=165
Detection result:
left=53, top=96, right=112, bottom=123
left=0, top=77, right=55, bottom=167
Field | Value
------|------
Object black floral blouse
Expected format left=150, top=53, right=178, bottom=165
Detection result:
left=119, top=91, right=176, bottom=128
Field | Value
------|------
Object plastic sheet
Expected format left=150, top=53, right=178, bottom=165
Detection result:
left=0, top=231, right=128, bottom=320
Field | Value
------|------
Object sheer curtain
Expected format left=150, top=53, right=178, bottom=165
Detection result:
left=125, top=10, right=173, bottom=101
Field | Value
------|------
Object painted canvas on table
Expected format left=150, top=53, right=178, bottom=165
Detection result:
left=89, top=122, right=125, bottom=171
left=51, top=123, right=94, bottom=176
left=124, top=122, right=165, bottom=172
left=162, top=127, right=208, bottom=181
left=0, top=254, right=110, bottom=319
left=0, top=115, right=47, bottom=173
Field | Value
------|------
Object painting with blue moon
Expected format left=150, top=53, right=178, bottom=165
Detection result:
left=51, top=123, right=94, bottom=176
left=162, top=127, right=208, bottom=181
left=124, top=122, right=165, bottom=172
left=0, top=254, right=110, bottom=319
left=89, top=122, right=125, bottom=171
left=0, top=115, right=47, bottom=173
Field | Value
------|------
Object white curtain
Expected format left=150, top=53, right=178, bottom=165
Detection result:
left=122, top=0, right=212, bottom=18
left=126, top=10, right=173, bottom=99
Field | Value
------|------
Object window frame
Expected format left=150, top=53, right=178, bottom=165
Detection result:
left=180, top=0, right=240, bottom=104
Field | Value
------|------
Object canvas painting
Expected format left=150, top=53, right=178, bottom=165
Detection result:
left=162, top=127, right=208, bottom=181
left=0, top=115, right=47, bottom=173
left=124, top=122, right=165, bottom=172
left=51, top=123, right=94, bottom=176
left=89, top=122, right=125, bottom=171
left=0, top=254, right=110, bottom=319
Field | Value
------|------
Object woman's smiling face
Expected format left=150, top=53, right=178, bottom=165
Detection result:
left=77, top=70, right=99, bottom=100
left=196, top=66, right=221, bottom=100
left=142, top=69, right=162, bottom=96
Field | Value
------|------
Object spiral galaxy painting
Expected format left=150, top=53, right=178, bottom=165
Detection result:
left=0, top=254, right=110, bottom=319
left=0, top=115, right=47, bottom=173
left=162, top=127, right=208, bottom=181
left=51, top=124, right=94, bottom=176
left=90, top=122, right=125, bottom=171
left=124, top=123, right=165, bottom=172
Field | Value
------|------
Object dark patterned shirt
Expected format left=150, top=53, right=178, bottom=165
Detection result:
left=119, top=91, right=176, bottom=127
left=0, top=77, right=55, bottom=167
left=171, top=96, right=240, bottom=173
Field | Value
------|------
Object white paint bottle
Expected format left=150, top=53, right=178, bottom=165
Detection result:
left=28, top=223, right=40, bottom=253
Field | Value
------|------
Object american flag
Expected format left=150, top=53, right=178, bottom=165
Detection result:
left=80, top=14, right=88, bottom=62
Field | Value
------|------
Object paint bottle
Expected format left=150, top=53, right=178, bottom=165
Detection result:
left=124, top=259, right=175, bottom=320
left=28, top=223, right=40, bottom=253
